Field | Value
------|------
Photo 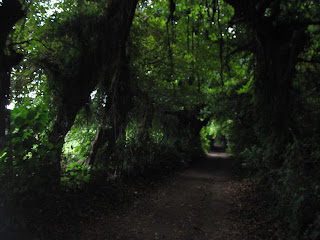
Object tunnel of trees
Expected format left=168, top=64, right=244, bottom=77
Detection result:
left=0, top=0, right=319, bottom=239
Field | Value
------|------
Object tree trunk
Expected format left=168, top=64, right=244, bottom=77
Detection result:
left=0, top=0, right=24, bottom=199
left=47, top=0, right=139, bottom=174
left=0, top=0, right=24, bottom=153
left=86, top=49, right=133, bottom=166
left=225, top=0, right=308, bottom=167
left=0, top=60, right=8, bottom=154
left=254, top=22, right=307, bottom=138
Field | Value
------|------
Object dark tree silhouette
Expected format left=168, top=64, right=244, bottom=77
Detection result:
left=0, top=0, right=24, bottom=153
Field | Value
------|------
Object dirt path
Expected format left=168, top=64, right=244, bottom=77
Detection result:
left=80, top=151, right=241, bottom=240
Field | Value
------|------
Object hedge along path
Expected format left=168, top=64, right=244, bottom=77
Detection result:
left=80, top=149, right=243, bottom=240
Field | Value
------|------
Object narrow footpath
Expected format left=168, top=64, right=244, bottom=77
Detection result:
left=80, top=151, right=243, bottom=240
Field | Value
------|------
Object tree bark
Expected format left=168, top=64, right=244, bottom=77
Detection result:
left=47, top=0, right=139, bottom=174
left=86, top=47, right=133, bottom=166
left=254, top=23, right=307, bottom=135
left=0, top=0, right=24, bottom=153
left=0, top=57, right=8, bottom=153
left=225, top=0, right=307, bottom=136
left=0, top=0, right=24, bottom=199
left=225, top=0, right=308, bottom=167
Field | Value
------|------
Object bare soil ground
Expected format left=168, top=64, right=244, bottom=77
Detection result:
left=0, top=149, right=289, bottom=240
left=79, top=151, right=258, bottom=240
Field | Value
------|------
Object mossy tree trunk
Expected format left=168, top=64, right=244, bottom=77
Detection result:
left=225, top=0, right=308, bottom=164
left=86, top=32, right=135, bottom=167
left=85, top=51, right=133, bottom=167
left=47, top=0, right=139, bottom=181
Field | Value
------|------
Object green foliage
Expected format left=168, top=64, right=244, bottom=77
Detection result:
left=11, top=100, right=49, bottom=156
left=61, top=162, right=91, bottom=189
left=63, top=110, right=98, bottom=163
left=108, top=114, right=191, bottom=179
left=0, top=110, right=59, bottom=214
left=216, top=1, right=320, bottom=238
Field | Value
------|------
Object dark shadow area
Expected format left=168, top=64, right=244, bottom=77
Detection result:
left=178, top=175, right=215, bottom=184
